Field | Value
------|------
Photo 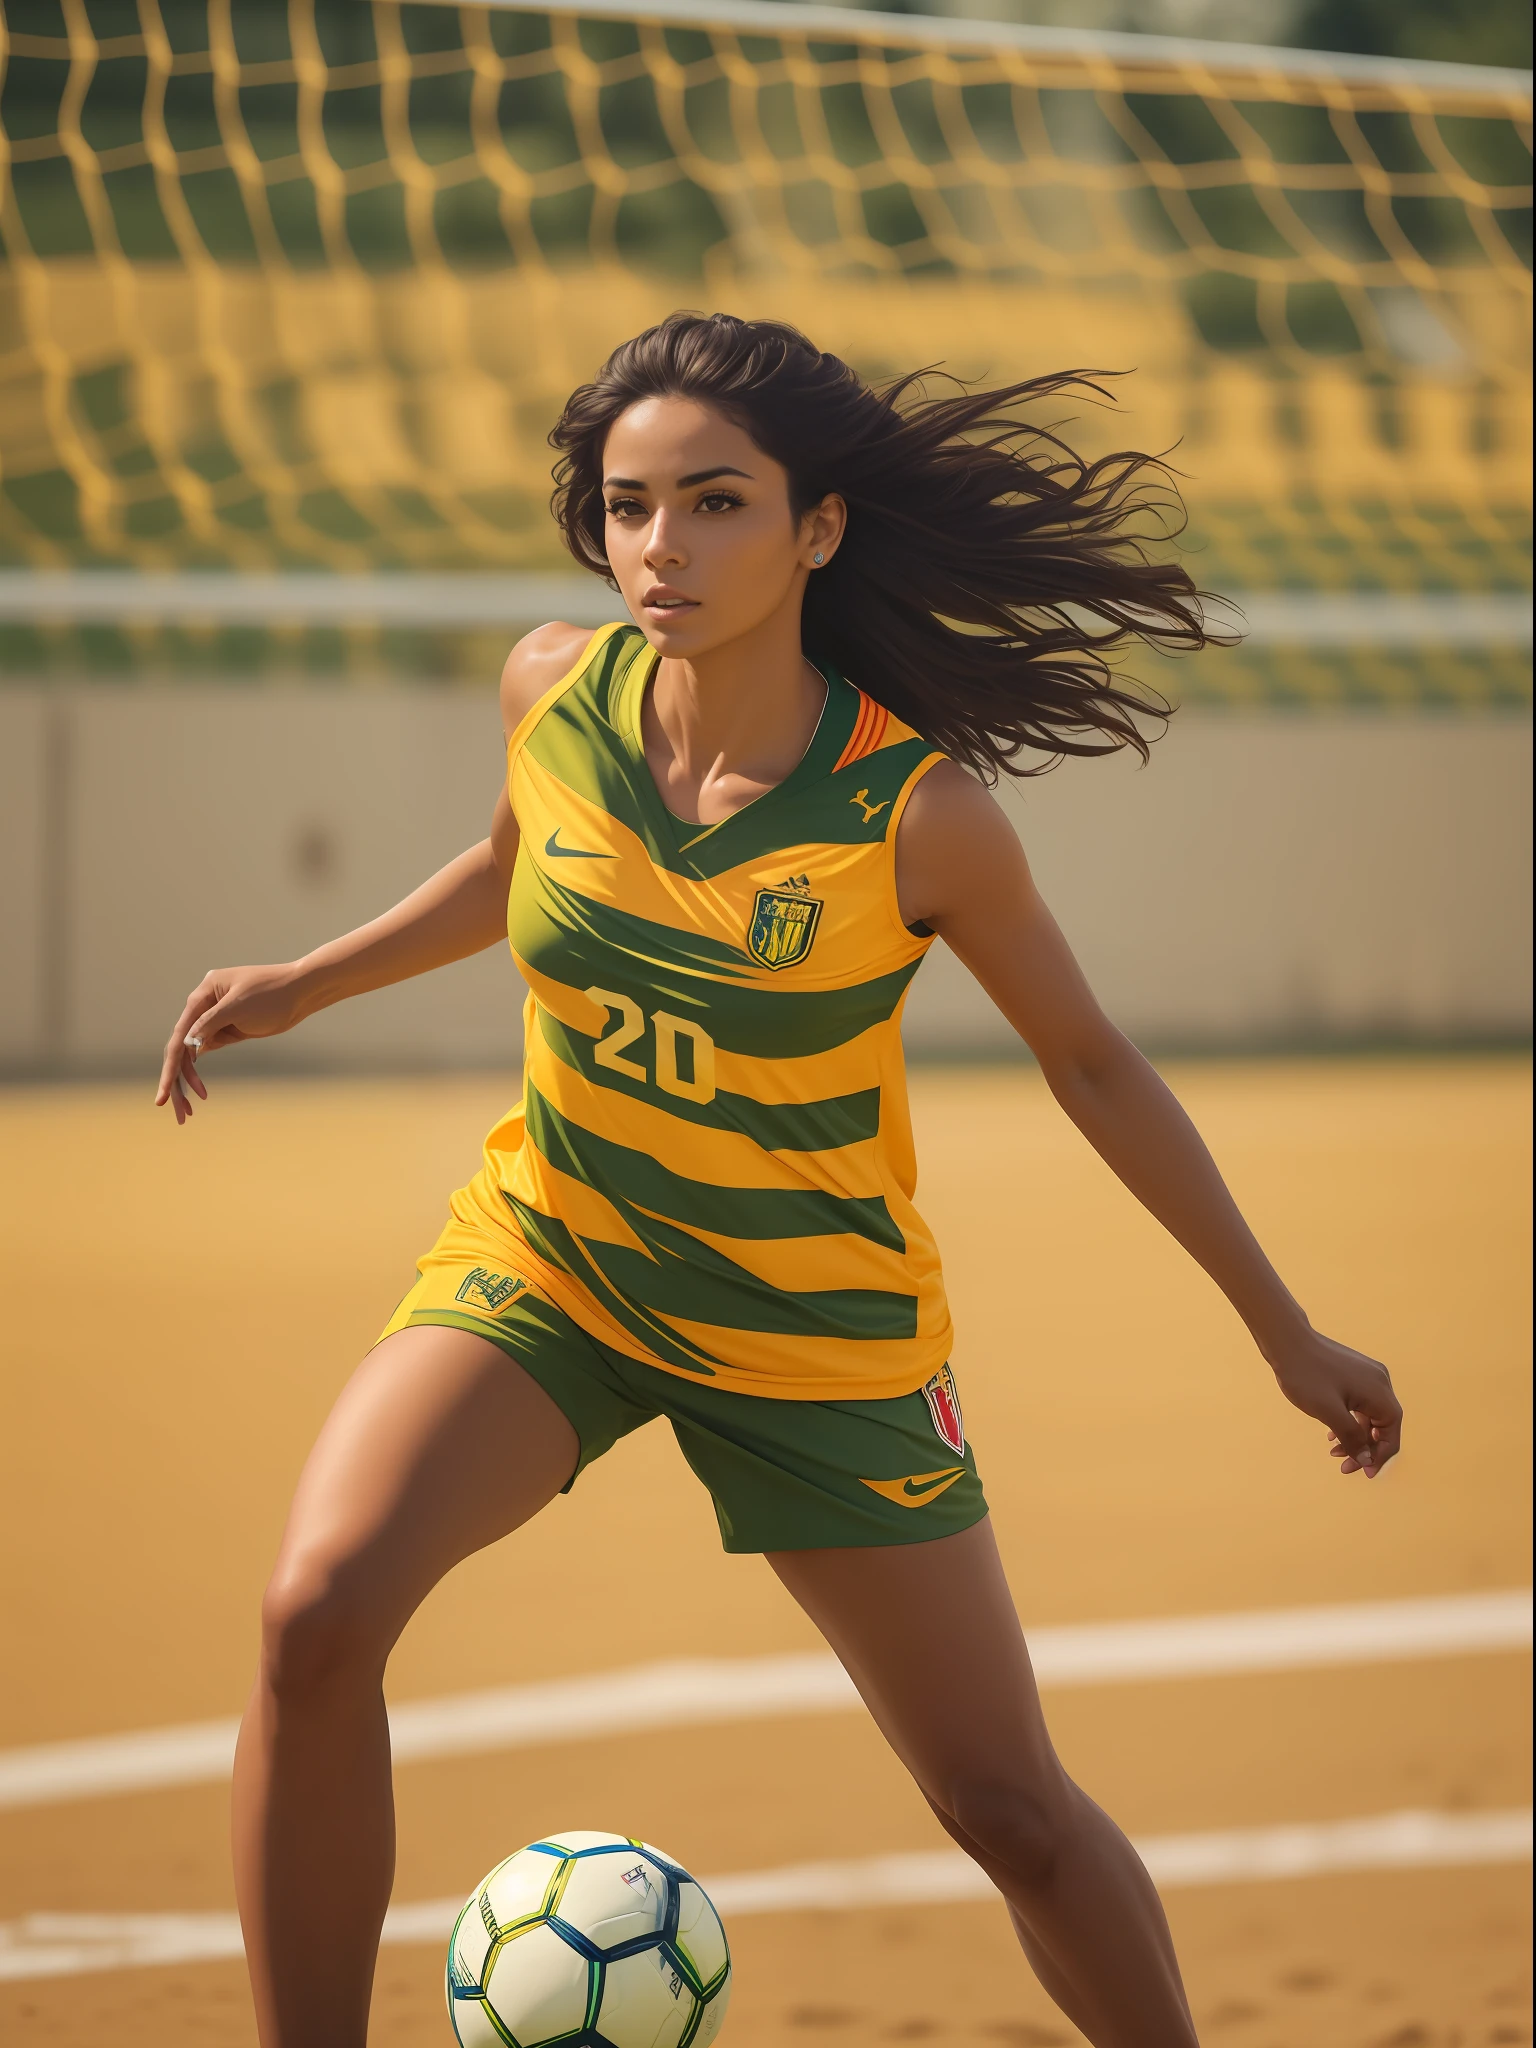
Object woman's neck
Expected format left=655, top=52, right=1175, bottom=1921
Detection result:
left=642, top=609, right=827, bottom=827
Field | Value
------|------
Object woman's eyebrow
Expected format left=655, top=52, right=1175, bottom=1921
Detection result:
left=603, top=464, right=754, bottom=492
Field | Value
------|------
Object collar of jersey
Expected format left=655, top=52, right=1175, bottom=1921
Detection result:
left=616, top=634, right=862, bottom=858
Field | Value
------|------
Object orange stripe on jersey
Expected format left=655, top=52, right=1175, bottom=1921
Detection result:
left=833, top=691, right=889, bottom=772
left=831, top=696, right=868, bottom=773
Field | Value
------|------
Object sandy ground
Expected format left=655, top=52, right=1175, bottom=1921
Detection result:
left=0, top=1059, right=1529, bottom=2045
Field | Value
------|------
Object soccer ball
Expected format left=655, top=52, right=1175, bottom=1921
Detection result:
left=446, top=1830, right=732, bottom=2048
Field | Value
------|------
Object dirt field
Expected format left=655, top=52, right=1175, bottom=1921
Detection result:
left=0, top=1058, right=1529, bottom=2046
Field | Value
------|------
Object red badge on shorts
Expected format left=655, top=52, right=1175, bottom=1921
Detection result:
left=921, top=1363, right=965, bottom=1457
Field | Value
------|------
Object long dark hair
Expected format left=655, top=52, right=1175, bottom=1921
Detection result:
left=550, top=311, right=1221, bottom=779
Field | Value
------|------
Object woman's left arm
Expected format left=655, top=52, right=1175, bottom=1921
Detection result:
left=897, top=762, right=1402, bottom=1477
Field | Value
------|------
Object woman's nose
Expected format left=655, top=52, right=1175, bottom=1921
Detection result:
left=643, top=509, right=687, bottom=570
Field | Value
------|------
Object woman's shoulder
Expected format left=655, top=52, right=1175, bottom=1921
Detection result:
left=503, top=617, right=656, bottom=749
left=892, top=757, right=1025, bottom=926
left=896, top=757, right=1018, bottom=863
left=499, top=620, right=607, bottom=737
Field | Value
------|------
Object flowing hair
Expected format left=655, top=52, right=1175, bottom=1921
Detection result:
left=549, top=311, right=1223, bottom=779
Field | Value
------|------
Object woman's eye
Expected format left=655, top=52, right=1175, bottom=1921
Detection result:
left=698, top=491, right=745, bottom=514
left=606, top=497, right=645, bottom=519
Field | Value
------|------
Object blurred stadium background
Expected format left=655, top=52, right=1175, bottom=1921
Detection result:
left=0, top=5, right=1530, bottom=2046
left=0, top=0, right=1529, bottom=1068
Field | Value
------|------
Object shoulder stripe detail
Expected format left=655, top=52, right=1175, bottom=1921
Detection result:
left=833, top=691, right=889, bottom=773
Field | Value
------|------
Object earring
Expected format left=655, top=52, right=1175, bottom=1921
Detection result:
left=812, top=552, right=825, bottom=565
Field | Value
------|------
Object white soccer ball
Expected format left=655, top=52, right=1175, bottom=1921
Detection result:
left=446, top=1830, right=732, bottom=2048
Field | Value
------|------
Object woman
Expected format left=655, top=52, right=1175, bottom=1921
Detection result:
left=157, top=313, right=1401, bottom=2048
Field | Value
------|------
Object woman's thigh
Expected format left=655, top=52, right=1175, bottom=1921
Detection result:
left=766, top=1518, right=1060, bottom=1805
left=266, top=1325, right=581, bottom=1657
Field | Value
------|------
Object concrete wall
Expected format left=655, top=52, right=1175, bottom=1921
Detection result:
left=0, top=688, right=516, bottom=1074
left=0, top=686, right=1529, bottom=1075
left=908, top=714, right=1534, bottom=1054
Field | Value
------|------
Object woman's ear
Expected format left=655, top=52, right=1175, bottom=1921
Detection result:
left=804, top=493, right=847, bottom=569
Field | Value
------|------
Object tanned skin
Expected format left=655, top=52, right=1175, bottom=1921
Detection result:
left=157, top=397, right=1401, bottom=2048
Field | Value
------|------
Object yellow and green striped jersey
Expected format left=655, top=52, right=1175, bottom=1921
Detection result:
left=467, top=621, right=954, bottom=1401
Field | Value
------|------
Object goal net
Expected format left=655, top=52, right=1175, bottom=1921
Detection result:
left=0, top=0, right=1529, bottom=703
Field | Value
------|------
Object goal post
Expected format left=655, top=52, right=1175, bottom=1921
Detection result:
left=0, top=0, right=1528, bottom=703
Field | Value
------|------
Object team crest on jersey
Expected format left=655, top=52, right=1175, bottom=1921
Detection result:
left=748, top=874, right=824, bottom=971
left=454, top=1267, right=529, bottom=1314
left=922, top=1363, right=966, bottom=1456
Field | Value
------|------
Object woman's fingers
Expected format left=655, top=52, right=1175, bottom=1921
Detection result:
left=156, top=976, right=223, bottom=1110
left=186, top=1008, right=231, bottom=1056
left=1325, top=1399, right=1378, bottom=1475
left=169, top=1064, right=194, bottom=1125
left=158, top=965, right=298, bottom=1121
left=1325, top=1376, right=1401, bottom=1479
left=1345, top=1364, right=1402, bottom=1476
left=169, top=1029, right=219, bottom=1125
left=1276, top=1334, right=1402, bottom=1482
left=1367, top=1384, right=1404, bottom=1468
left=157, top=1017, right=203, bottom=1104
left=156, top=1027, right=188, bottom=1103
left=170, top=1025, right=220, bottom=1123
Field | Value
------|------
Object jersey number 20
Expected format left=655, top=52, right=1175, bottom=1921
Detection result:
left=585, top=986, right=716, bottom=1105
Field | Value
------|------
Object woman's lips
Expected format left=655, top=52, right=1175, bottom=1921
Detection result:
left=641, top=585, right=698, bottom=614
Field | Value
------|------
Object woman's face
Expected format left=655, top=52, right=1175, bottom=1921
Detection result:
left=600, top=396, right=843, bottom=660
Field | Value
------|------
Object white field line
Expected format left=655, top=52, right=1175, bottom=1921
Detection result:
left=0, top=1590, right=1527, bottom=1815
left=0, top=1807, right=1528, bottom=1984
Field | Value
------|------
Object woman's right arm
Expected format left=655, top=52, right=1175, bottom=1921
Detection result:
left=156, top=621, right=594, bottom=1123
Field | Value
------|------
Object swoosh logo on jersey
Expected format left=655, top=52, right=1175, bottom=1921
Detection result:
left=859, top=1467, right=966, bottom=1508
left=545, top=828, right=612, bottom=860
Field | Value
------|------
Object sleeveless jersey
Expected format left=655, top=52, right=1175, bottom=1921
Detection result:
left=470, top=621, right=953, bottom=1401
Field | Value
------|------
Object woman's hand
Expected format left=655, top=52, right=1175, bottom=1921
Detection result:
left=151, top=827, right=526, bottom=1127
left=1264, top=1327, right=1403, bottom=1478
left=155, top=964, right=309, bottom=1125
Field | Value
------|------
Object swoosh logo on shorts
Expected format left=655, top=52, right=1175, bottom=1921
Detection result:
left=545, top=828, right=612, bottom=860
left=859, top=1467, right=966, bottom=1508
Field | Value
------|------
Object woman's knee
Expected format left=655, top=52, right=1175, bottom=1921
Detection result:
left=941, top=1775, right=1075, bottom=1891
left=258, top=1554, right=391, bottom=1703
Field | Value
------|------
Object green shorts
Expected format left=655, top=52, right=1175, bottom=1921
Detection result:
left=381, top=1272, right=987, bottom=1555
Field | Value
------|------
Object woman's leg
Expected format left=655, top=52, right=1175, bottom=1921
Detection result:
left=769, top=1518, right=1199, bottom=2047
left=232, top=1325, right=579, bottom=2048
